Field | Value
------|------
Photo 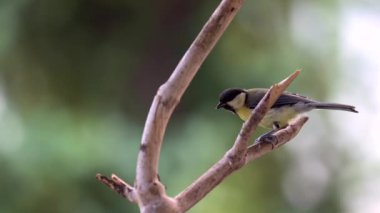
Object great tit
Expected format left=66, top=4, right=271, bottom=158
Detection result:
left=216, top=88, right=358, bottom=131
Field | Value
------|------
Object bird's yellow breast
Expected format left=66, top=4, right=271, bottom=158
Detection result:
left=235, top=107, right=252, bottom=121
left=235, top=106, right=299, bottom=129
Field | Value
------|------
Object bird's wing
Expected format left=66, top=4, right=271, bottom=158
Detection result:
left=246, top=88, right=316, bottom=109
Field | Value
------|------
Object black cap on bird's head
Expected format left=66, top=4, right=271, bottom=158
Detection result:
left=216, top=88, right=245, bottom=112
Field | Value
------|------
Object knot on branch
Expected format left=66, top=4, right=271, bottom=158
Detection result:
left=157, top=85, right=180, bottom=109
left=135, top=177, right=167, bottom=205
left=226, top=149, right=246, bottom=170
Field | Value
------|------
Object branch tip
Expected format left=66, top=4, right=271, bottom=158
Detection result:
left=278, top=69, right=301, bottom=87
left=96, top=173, right=137, bottom=203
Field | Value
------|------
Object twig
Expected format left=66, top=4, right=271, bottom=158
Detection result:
left=96, top=173, right=137, bottom=203
left=175, top=70, right=302, bottom=212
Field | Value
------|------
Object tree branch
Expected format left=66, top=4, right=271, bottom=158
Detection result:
left=134, top=0, right=245, bottom=211
left=175, top=70, right=302, bottom=212
left=96, top=0, right=308, bottom=211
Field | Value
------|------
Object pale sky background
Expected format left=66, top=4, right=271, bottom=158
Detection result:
left=339, top=4, right=380, bottom=213
left=288, top=1, right=380, bottom=213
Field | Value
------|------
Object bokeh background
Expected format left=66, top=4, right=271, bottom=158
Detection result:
left=0, top=0, right=379, bottom=212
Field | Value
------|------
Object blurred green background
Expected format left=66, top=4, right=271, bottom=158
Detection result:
left=1, top=0, right=379, bottom=212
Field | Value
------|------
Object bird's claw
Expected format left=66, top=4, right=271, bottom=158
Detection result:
left=255, top=134, right=277, bottom=149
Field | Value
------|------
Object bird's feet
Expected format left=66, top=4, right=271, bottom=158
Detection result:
left=255, top=131, right=278, bottom=149
left=255, top=122, right=284, bottom=149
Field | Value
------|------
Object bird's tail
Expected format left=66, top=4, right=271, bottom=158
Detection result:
left=310, top=102, right=358, bottom=113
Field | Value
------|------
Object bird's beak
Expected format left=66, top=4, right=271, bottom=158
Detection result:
left=216, top=102, right=225, bottom=109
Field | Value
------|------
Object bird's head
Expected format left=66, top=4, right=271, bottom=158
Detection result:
left=216, top=88, right=247, bottom=113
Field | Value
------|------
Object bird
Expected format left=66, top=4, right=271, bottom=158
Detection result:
left=216, top=88, right=358, bottom=142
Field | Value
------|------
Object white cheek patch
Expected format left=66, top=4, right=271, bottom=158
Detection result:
left=227, top=93, right=245, bottom=108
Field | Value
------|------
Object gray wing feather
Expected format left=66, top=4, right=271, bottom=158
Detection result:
left=246, top=88, right=316, bottom=109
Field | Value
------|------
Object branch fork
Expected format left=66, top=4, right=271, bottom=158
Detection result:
left=96, top=0, right=308, bottom=212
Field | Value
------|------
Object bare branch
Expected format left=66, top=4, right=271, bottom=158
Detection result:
left=96, top=173, right=138, bottom=203
left=175, top=70, right=302, bottom=212
left=96, top=0, right=306, bottom=210
left=134, top=0, right=245, bottom=210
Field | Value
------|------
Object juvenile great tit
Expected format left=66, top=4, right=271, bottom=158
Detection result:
left=216, top=88, right=358, bottom=132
